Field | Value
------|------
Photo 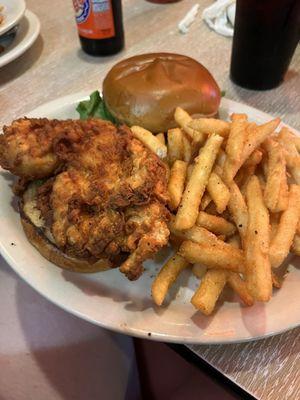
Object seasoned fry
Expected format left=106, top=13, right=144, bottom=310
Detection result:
left=292, top=133, right=300, bottom=153
left=227, top=234, right=241, bottom=249
left=270, top=185, right=300, bottom=268
left=243, top=148, right=264, bottom=168
left=188, top=118, right=230, bottom=138
left=207, top=171, right=230, bottom=214
left=196, top=211, right=236, bottom=236
left=169, top=220, right=222, bottom=246
left=227, top=272, right=254, bottom=306
left=182, top=133, right=192, bottom=163
left=297, top=218, right=300, bottom=235
left=156, top=133, right=166, bottom=145
left=277, top=127, right=300, bottom=184
left=270, top=212, right=280, bottom=241
left=226, top=113, right=247, bottom=161
left=271, top=271, right=283, bottom=289
left=245, top=176, right=272, bottom=302
left=192, top=264, right=207, bottom=279
left=263, top=138, right=287, bottom=212
left=292, top=234, right=300, bottom=256
left=167, top=128, right=183, bottom=164
left=174, top=107, right=205, bottom=144
left=237, top=150, right=264, bottom=191
left=216, top=148, right=226, bottom=169
left=236, top=165, right=257, bottom=193
left=174, top=134, right=223, bottom=230
left=186, top=164, right=194, bottom=181
left=276, top=173, right=289, bottom=212
left=131, top=126, right=167, bottom=158
left=228, top=181, right=248, bottom=241
left=191, top=269, right=227, bottom=315
left=223, top=118, right=280, bottom=184
left=168, top=160, right=187, bottom=210
left=200, top=192, right=212, bottom=210
left=179, top=240, right=245, bottom=272
left=151, top=253, right=189, bottom=306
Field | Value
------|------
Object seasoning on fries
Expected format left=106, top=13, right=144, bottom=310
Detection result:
left=143, top=106, right=299, bottom=316
left=174, top=133, right=223, bottom=230
left=131, top=125, right=167, bottom=158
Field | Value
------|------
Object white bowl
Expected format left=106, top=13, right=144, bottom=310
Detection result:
left=0, top=0, right=26, bottom=37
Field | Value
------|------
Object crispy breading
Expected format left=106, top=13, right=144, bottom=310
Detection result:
left=1, top=118, right=170, bottom=280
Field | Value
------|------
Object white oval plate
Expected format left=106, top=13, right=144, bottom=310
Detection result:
left=0, top=0, right=25, bottom=37
left=0, top=10, right=40, bottom=68
left=0, top=93, right=299, bottom=344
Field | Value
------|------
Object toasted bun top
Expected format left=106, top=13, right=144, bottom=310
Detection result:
left=102, top=53, right=221, bottom=133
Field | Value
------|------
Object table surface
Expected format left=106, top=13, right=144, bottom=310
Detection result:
left=0, top=1, right=299, bottom=399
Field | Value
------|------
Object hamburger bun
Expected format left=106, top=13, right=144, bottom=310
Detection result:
left=103, top=53, right=221, bottom=133
left=20, top=182, right=113, bottom=273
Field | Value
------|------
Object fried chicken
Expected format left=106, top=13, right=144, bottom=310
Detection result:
left=0, top=118, right=170, bottom=279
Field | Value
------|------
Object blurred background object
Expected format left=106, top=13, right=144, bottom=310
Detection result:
left=146, top=0, right=182, bottom=4
left=72, top=0, right=124, bottom=56
left=230, top=0, right=300, bottom=90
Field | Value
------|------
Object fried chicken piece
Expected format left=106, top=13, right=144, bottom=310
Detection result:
left=0, top=117, right=116, bottom=179
left=4, top=118, right=170, bottom=279
left=0, top=118, right=61, bottom=179
left=121, top=202, right=170, bottom=280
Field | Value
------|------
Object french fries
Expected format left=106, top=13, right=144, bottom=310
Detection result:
left=134, top=106, right=299, bottom=317
left=174, top=133, right=223, bottom=230
left=223, top=118, right=280, bottom=184
left=170, top=221, right=229, bottom=247
left=188, top=118, right=230, bottom=138
left=200, top=192, right=212, bottom=210
left=191, top=270, right=227, bottom=315
left=168, top=160, right=187, bottom=210
left=269, top=185, right=300, bottom=268
left=207, top=171, right=230, bottom=213
left=174, top=107, right=205, bottom=144
left=292, top=234, right=300, bottom=256
left=245, top=176, right=272, bottom=302
left=263, top=138, right=288, bottom=212
left=196, top=211, right=236, bottom=236
left=271, top=271, right=283, bottom=289
left=192, top=264, right=207, bottom=279
left=227, top=181, right=248, bottom=241
left=131, top=126, right=167, bottom=158
left=152, top=254, right=189, bottom=306
left=226, top=113, right=247, bottom=162
left=156, top=133, right=166, bottom=145
left=167, top=128, right=183, bottom=165
left=277, top=127, right=300, bottom=184
left=179, top=240, right=244, bottom=272
left=182, top=133, right=192, bottom=163
left=227, top=272, right=254, bottom=306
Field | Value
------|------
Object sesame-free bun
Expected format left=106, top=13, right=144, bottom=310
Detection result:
left=103, top=53, right=221, bottom=133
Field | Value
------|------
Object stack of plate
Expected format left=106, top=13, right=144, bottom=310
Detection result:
left=0, top=0, right=40, bottom=68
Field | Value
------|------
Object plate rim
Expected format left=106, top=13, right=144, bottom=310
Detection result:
left=0, top=9, right=40, bottom=68
left=1, top=92, right=299, bottom=344
left=0, top=0, right=26, bottom=37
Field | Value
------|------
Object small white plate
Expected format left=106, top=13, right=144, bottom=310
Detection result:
left=0, top=0, right=25, bottom=37
left=0, top=93, right=299, bottom=344
left=0, top=9, right=40, bottom=68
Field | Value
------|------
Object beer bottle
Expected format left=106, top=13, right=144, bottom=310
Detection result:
left=73, top=0, right=124, bottom=56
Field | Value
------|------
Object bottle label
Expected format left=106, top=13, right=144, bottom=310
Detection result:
left=73, top=0, right=115, bottom=40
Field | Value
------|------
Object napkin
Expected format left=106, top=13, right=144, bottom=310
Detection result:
left=202, top=0, right=236, bottom=37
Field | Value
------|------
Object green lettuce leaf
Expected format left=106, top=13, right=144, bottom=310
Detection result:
left=76, top=90, right=116, bottom=123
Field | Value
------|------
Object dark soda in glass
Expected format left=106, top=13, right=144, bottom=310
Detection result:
left=230, top=0, right=300, bottom=90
